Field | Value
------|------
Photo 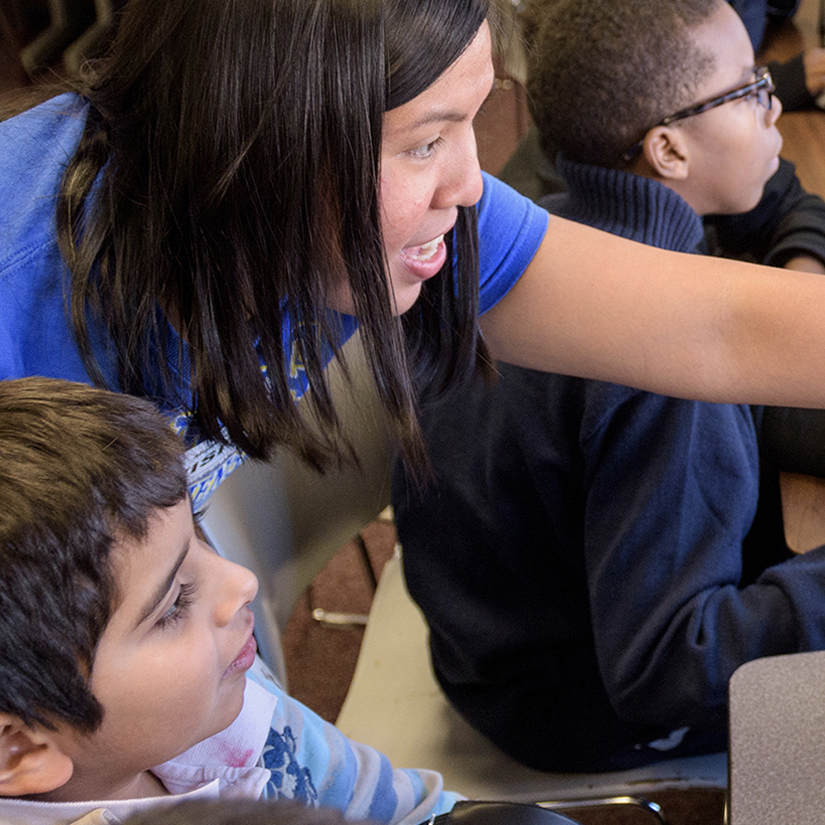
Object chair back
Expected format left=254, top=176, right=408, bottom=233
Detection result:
left=728, top=651, right=825, bottom=825
left=200, top=332, right=393, bottom=682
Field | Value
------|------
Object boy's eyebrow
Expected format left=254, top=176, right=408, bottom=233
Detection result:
left=136, top=544, right=189, bottom=627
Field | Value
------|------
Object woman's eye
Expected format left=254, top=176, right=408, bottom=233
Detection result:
left=408, top=137, right=443, bottom=160
left=156, top=581, right=197, bottom=630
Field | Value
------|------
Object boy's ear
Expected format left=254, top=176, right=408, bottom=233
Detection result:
left=0, top=714, right=74, bottom=797
left=641, top=125, right=690, bottom=181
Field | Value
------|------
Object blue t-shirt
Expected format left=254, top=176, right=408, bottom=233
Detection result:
left=0, top=94, right=548, bottom=505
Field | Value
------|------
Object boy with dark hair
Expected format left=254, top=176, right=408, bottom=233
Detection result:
left=393, top=0, right=825, bottom=773
left=502, top=0, right=825, bottom=200
left=530, top=0, right=723, bottom=171
left=0, top=377, right=457, bottom=825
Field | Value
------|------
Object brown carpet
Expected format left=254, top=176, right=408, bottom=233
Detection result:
left=282, top=517, right=397, bottom=723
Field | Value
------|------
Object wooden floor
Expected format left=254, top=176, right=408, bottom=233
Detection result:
left=761, top=0, right=825, bottom=197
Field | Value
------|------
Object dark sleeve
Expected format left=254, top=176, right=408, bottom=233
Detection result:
left=767, top=0, right=803, bottom=22
left=728, top=0, right=768, bottom=50
left=580, top=387, right=825, bottom=728
left=768, top=53, right=815, bottom=112
left=705, top=157, right=825, bottom=267
left=726, top=0, right=800, bottom=51
left=759, top=406, right=825, bottom=476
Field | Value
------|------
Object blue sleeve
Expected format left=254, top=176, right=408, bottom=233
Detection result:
left=476, top=172, right=549, bottom=315
left=578, top=384, right=825, bottom=726
left=0, top=94, right=99, bottom=385
left=249, top=672, right=459, bottom=825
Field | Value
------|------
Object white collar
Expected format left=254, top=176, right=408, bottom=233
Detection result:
left=0, top=674, right=279, bottom=825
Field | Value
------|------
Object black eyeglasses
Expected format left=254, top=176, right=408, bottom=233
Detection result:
left=622, top=65, right=775, bottom=162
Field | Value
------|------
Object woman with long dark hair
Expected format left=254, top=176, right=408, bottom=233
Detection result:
left=3, top=0, right=825, bottom=506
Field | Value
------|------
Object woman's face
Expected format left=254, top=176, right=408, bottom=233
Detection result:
left=378, top=21, right=494, bottom=315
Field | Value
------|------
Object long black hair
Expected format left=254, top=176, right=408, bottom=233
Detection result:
left=56, top=0, right=491, bottom=471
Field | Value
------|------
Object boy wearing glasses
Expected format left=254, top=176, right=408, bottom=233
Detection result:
left=393, top=0, right=825, bottom=773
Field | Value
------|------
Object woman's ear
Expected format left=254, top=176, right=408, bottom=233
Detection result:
left=642, top=125, right=690, bottom=181
left=0, top=714, right=74, bottom=797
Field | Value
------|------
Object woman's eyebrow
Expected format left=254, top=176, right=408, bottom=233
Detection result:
left=407, top=78, right=497, bottom=131
left=408, top=108, right=473, bottom=130
left=136, top=543, right=189, bottom=627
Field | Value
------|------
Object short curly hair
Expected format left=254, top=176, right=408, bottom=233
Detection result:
left=527, top=0, right=721, bottom=167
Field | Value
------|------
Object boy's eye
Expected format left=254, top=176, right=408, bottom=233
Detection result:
left=156, top=581, right=197, bottom=630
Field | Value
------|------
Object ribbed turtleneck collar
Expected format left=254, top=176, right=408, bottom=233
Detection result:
left=550, top=154, right=706, bottom=253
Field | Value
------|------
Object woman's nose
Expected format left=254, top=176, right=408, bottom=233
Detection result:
left=432, top=128, right=484, bottom=210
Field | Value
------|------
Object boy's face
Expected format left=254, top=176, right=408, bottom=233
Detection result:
left=665, top=1, right=782, bottom=215
left=47, top=499, right=259, bottom=801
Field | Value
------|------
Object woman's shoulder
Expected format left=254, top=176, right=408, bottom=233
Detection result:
left=476, top=172, right=549, bottom=314
left=0, top=93, right=89, bottom=275
left=0, top=91, right=88, bottom=164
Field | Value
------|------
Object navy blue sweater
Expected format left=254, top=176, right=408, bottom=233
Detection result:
left=394, top=157, right=825, bottom=772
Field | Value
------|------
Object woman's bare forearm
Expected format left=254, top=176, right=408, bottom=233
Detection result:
left=481, top=215, right=825, bottom=407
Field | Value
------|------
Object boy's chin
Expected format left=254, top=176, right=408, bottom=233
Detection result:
left=718, top=186, right=768, bottom=216
left=724, top=159, right=780, bottom=215
left=222, top=686, right=247, bottom=729
left=740, top=192, right=764, bottom=214
left=204, top=679, right=248, bottom=742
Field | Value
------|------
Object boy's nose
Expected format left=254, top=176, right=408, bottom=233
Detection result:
left=214, top=558, right=259, bottom=626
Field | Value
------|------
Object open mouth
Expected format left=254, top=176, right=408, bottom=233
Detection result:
left=402, top=235, right=445, bottom=262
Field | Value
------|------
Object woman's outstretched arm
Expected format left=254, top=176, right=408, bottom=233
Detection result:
left=481, top=214, right=825, bottom=407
